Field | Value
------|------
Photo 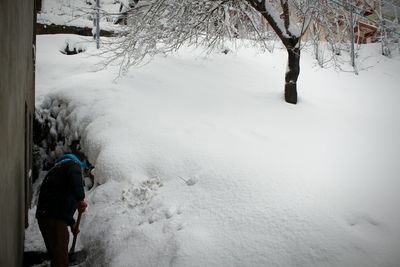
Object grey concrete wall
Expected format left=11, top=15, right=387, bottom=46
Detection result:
left=0, top=0, right=35, bottom=265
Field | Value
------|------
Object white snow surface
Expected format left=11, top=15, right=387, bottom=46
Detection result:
left=27, top=34, right=400, bottom=267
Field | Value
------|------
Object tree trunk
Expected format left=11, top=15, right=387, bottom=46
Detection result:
left=285, top=47, right=300, bottom=104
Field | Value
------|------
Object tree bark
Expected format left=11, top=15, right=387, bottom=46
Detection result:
left=285, top=46, right=300, bottom=104
left=246, top=0, right=301, bottom=104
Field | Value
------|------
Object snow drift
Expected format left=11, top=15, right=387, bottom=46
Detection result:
left=26, top=34, right=400, bottom=267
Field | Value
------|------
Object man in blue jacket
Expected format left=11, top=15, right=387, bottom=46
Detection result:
left=36, top=153, right=88, bottom=267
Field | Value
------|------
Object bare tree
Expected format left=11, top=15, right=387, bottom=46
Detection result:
left=306, top=1, right=355, bottom=69
left=103, top=1, right=271, bottom=68
left=246, top=0, right=310, bottom=103
left=102, top=0, right=361, bottom=104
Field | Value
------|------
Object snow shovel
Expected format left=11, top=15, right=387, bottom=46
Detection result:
left=69, top=211, right=87, bottom=266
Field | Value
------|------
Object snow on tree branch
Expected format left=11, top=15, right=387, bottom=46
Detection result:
left=101, top=0, right=274, bottom=74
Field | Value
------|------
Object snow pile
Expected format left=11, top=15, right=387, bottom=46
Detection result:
left=27, top=34, right=400, bottom=267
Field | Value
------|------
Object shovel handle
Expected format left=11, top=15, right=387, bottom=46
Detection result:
left=75, top=211, right=83, bottom=230
left=69, top=211, right=82, bottom=254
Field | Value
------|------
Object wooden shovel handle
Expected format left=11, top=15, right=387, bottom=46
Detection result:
left=69, top=211, right=83, bottom=254
left=75, top=211, right=83, bottom=231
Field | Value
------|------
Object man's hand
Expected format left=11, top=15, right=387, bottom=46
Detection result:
left=71, top=223, right=80, bottom=235
left=77, top=200, right=87, bottom=213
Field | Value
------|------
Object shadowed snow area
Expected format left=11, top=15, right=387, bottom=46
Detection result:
left=27, top=34, right=400, bottom=267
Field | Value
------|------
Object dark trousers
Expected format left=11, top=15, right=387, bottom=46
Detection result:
left=38, top=218, right=70, bottom=267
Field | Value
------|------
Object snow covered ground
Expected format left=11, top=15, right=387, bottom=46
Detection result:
left=26, top=34, right=400, bottom=267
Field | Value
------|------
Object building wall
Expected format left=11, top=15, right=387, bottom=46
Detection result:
left=0, top=0, right=35, bottom=266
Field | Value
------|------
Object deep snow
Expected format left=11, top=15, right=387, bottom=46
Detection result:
left=26, top=34, right=400, bottom=267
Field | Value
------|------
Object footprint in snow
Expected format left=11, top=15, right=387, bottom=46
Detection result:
left=165, top=206, right=182, bottom=219
left=178, top=176, right=198, bottom=186
left=165, top=208, right=175, bottom=219
left=346, top=212, right=381, bottom=227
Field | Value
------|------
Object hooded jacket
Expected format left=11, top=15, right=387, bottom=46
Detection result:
left=36, top=154, right=85, bottom=226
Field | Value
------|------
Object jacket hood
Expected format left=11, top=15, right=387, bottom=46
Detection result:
left=55, top=153, right=87, bottom=169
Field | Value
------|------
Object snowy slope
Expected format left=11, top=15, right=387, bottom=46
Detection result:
left=27, top=34, right=400, bottom=267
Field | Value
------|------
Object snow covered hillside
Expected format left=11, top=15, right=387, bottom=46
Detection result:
left=26, top=34, right=400, bottom=267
